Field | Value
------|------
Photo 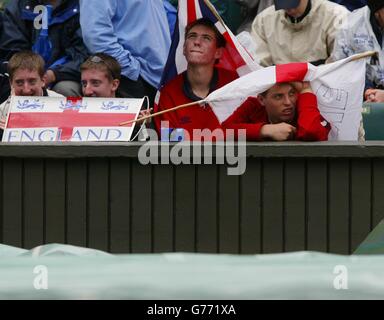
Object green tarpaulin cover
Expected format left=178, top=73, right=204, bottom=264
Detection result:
left=354, top=219, right=384, bottom=255
left=1, top=243, right=384, bottom=299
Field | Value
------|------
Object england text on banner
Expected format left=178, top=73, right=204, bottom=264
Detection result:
left=3, top=96, right=143, bottom=142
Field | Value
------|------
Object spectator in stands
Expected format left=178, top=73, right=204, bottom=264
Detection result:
left=80, top=53, right=151, bottom=130
left=222, top=81, right=331, bottom=141
left=251, top=0, right=349, bottom=67
left=0, top=51, right=63, bottom=134
left=0, top=0, right=88, bottom=97
left=80, top=53, right=121, bottom=98
left=79, top=0, right=171, bottom=105
left=330, top=0, right=366, bottom=12
left=330, top=0, right=384, bottom=102
left=153, top=18, right=238, bottom=137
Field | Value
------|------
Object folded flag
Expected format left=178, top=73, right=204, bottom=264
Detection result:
left=205, top=54, right=368, bottom=141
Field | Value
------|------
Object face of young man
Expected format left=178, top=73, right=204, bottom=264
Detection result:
left=81, top=69, right=119, bottom=98
left=11, top=69, right=45, bottom=96
left=258, top=83, right=298, bottom=124
left=183, top=24, right=223, bottom=66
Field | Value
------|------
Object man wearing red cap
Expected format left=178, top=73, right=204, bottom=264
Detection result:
left=330, top=0, right=384, bottom=102
left=251, top=0, right=348, bottom=67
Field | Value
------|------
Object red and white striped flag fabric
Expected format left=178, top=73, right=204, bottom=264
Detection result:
left=3, top=97, right=143, bottom=142
left=205, top=54, right=367, bottom=141
left=156, top=0, right=260, bottom=97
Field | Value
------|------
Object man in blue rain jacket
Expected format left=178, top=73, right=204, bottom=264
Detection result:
left=79, top=0, right=171, bottom=105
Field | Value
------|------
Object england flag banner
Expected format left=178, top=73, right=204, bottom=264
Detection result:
left=2, top=96, right=143, bottom=142
left=204, top=54, right=368, bottom=141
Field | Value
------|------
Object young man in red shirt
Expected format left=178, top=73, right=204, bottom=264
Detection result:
left=154, top=18, right=238, bottom=137
left=222, top=81, right=331, bottom=141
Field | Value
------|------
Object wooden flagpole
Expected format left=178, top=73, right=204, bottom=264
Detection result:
left=349, top=51, right=377, bottom=61
left=119, top=99, right=206, bottom=126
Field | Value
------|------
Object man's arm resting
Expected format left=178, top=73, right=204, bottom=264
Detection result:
left=296, top=92, right=331, bottom=141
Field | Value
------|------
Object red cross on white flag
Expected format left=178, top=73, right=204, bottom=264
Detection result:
left=3, top=96, right=144, bottom=142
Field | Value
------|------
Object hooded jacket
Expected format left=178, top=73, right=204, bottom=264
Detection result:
left=251, top=0, right=349, bottom=66
left=0, top=0, right=89, bottom=83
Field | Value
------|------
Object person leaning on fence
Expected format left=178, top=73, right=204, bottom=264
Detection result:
left=0, top=0, right=89, bottom=98
left=329, top=0, right=384, bottom=103
left=251, top=0, right=349, bottom=67
left=222, top=82, right=331, bottom=141
left=0, top=51, right=63, bottom=135
left=153, top=18, right=238, bottom=137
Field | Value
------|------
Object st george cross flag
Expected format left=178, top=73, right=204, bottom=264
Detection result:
left=3, top=96, right=143, bottom=142
left=205, top=54, right=368, bottom=141
left=156, top=0, right=261, bottom=94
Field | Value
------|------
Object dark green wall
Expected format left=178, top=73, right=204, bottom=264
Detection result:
left=0, top=142, right=383, bottom=254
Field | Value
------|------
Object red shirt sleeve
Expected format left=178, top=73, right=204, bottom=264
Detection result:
left=154, top=88, right=181, bottom=135
left=295, top=92, right=331, bottom=141
left=222, top=97, right=268, bottom=140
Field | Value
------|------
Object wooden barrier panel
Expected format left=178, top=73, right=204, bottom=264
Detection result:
left=0, top=142, right=384, bottom=254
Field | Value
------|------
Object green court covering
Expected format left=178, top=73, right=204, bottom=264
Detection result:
left=354, top=219, right=384, bottom=255
left=1, top=243, right=384, bottom=299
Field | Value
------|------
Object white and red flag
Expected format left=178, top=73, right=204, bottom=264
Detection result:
left=204, top=54, right=368, bottom=141
left=2, top=96, right=143, bottom=142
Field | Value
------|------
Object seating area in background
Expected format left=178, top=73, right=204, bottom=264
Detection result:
left=362, top=103, right=384, bottom=140
left=0, top=0, right=9, bottom=10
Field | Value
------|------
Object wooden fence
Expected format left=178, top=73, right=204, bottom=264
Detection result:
left=0, top=141, right=383, bottom=255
